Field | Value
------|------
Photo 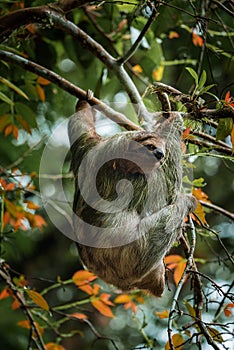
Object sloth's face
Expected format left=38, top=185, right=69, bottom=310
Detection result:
left=112, top=133, right=166, bottom=176
left=139, top=136, right=165, bottom=161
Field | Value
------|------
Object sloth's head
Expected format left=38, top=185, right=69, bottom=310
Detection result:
left=110, top=132, right=166, bottom=176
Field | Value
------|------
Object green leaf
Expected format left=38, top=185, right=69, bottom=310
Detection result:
left=207, top=326, right=224, bottom=343
left=0, top=76, right=29, bottom=100
left=184, top=301, right=196, bottom=318
left=0, top=114, right=11, bottom=132
left=197, top=70, right=207, bottom=91
left=216, top=118, right=233, bottom=141
left=186, top=67, right=198, bottom=85
left=0, top=92, right=14, bottom=105
left=199, top=84, right=216, bottom=95
left=15, top=102, right=37, bottom=128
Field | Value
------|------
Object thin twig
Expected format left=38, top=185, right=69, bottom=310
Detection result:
left=0, top=260, right=46, bottom=350
left=200, top=200, right=234, bottom=221
left=167, top=216, right=196, bottom=349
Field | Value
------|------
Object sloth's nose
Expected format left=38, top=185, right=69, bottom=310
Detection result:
left=154, top=148, right=165, bottom=160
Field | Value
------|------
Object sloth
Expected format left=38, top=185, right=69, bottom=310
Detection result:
left=68, top=99, right=197, bottom=297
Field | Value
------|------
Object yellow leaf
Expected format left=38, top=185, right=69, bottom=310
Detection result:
left=184, top=301, right=196, bottom=318
left=155, top=309, right=169, bottom=319
left=165, top=333, right=184, bottom=350
left=132, top=64, right=143, bottom=73
left=114, top=294, right=131, bottom=304
left=152, top=65, right=164, bottom=81
left=26, top=290, right=49, bottom=311
left=91, top=299, right=114, bottom=318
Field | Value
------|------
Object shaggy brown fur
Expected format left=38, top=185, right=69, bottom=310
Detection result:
left=68, top=100, right=197, bottom=296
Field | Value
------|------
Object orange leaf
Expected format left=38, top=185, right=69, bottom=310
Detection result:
left=25, top=201, right=40, bottom=210
left=100, top=293, right=114, bottom=306
left=164, top=255, right=184, bottom=265
left=36, top=84, right=45, bottom=102
left=12, top=125, right=19, bottom=139
left=174, top=261, right=186, bottom=286
left=231, top=125, right=234, bottom=152
left=165, top=333, right=184, bottom=350
left=17, top=320, right=31, bottom=329
left=124, top=301, right=137, bottom=314
left=26, top=24, right=37, bottom=34
left=32, top=214, right=47, bottom=230
left=45, top=343, right=66, bottom=350
left=155, top=309, right=169, bottom=319
left=0, top=287, right=11, bottom=300
left=182, top=127, right=191, bottom=140
left=4, top=124, right=13, bottom=136
left=192, top=201, right=207, bottom=225
left=224, top=303, right=234, bottom=317
left=78, top=283, right=94, bottom=295
left=37, top=77, right=51, bottom=85
left=91, top=299, right=114, bottom=318
left=5, top=182, right=15, bottom=191
left=15, top=115, right=32, bottom=134
left=192, top=32, right=204, bottom=47
left=26, top=290, right=49, bottom=311
left=72, top=270, right=97, bottom=286
left=114, top=294, right=131, bottom=304
left=3, top=211, right=10, bottom=228
left=164, top=255, right=186, bottom=286
left=168, top=31, right=179, bottom=39
left=192, top=188, right=210, bottom=202
left=70, top=313, right=88, bottom=320
left=12, top=298, right=21, bottom=310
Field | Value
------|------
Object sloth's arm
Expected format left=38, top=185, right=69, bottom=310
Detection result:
left=139, top=194, right=197, bottom=239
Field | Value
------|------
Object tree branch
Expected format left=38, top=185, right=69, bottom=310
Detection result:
left=119, top=3, right=158, bottom=64
left=0, top=50, right=141, bottom=131
left=0, top=4, right=151, bottom=123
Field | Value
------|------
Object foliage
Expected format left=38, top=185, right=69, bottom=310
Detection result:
left=0, top=1, right=233, bottom=350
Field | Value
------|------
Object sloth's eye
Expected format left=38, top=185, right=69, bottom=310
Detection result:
left=145, top=144, right=156, bottom=151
